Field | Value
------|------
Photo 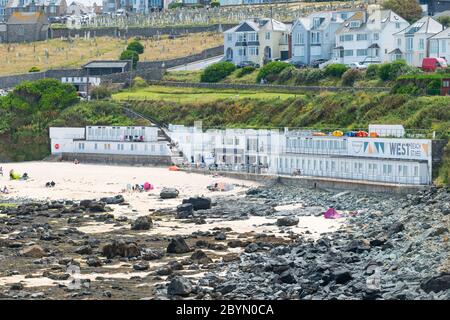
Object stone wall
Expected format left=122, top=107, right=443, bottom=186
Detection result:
left=137, top=45, right=224, bottom=69
left=62, top=153, right=172, bottom=166
left=0, top=68, right=84, bottom=89
left=147, top=80, right=390, bottom=93
left=49, top=24, right=234, bottom=39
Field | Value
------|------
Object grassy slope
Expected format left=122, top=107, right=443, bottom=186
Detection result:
left=113, top=85, right=301, bottom=103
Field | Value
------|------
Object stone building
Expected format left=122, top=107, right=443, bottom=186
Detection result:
left=5, top=11, right=49, bottom=42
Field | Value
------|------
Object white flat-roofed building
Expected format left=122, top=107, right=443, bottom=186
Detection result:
left=50, top=126, right=171, bottom=162
left=279, top=131, right=432, bottom=185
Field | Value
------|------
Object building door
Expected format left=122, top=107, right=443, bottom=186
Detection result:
left=226, top=47, right=233, bottom=60
left=280, top=51, right=289, bottom=61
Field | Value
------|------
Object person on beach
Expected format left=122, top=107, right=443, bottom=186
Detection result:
left=0, top=167, right=3, bottom=176
left=1, top=186, right=8, bottom=194
left=74, top=159, right=80, bottom=164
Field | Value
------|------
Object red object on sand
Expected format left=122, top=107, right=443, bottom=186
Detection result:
left=55, top=144, right=60, bottom=150
left=169, top=166, right=180, bottom=171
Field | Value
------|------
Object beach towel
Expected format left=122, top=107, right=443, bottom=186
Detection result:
left=324, top=208, right=341, bottom=219
left=143, top=182, right=153, bottom=191
left=169, top=166, right=180, bottom=171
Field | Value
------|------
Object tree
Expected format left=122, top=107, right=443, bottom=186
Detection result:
left=382, top=0, right=423, bottom=23
left=437, top=15, right=450, bottom=28
left=120, top=50, right=139, bottom=69
left=200, top=62, right=236, bottom=83
left=127, top=40, right=144, bottom=54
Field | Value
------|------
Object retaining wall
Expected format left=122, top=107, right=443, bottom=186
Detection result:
left=62, top=153, right=172, bottom=166
left=147, top=80, right=390, bottom=93
left=184, top=169, right=428, bottom=195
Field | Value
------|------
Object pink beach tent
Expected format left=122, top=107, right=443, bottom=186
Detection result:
left=324, top=208, right=341, bottom=219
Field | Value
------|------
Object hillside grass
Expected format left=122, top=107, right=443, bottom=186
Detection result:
left=0, top=32, right=222, bottom=76
left=112, top=85, right=301, bottom=103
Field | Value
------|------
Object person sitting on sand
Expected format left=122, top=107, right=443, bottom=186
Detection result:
left=74, top=159, right=80, bottom=165
left=21, top=172, right=29, bottom=180
left=1, top=186, right=8, bottom=194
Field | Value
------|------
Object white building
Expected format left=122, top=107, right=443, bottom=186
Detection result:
left=168, top=124, right=434, bottom=185
left=428, top=27, right=450, bottom=63
left=392, top=16, right=443, bottom=66
left=50, top=126, right=171, bottom=163
left=291, top=9, right=360, bottom=65
left=333, top=7, right=409, bottom=65
left=224, top=18, right=291, bottom=66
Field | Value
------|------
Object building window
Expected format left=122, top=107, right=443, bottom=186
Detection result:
left=339, top=34, right=353, bottom=42
left=419, top=38, right=425, bottom=50
left=265, top=32, right=270, bottom=40
left=248, top=32, right=258, bottom=42
left=395, top=22, right=401, bottom=29
left=249, top=46, right=259, bottom=56
left=406, top=37, right=413, bottom=51
left=311, top=32, right=320, bottom=44
left=397, top=38, right=402, bottom=47
left=227, top=34, right=232, bottom=42
left=344, top=50, right=353, bottom=57
left=356, top=33, right=368, bottom=41
left=357, top=49, right=367, bottom=56
left=373, top=33, right=379, bottom=41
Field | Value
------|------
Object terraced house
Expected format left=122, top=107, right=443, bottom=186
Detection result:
left=429, top=27, right=450, bottom=63
left=291, top=9, right=361, bottom=65
left=333, top=6, right=409, bottom=65
left=392, top=16, right=443, bottom=67
left=224, top=18, right=291, bottom=67
left=4, top=0, right=67, bottom=20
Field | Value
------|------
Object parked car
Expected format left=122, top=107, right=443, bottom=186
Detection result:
left=422, top=57, right=448, bottom=72
left=346, top=62, right=368, bottom=70
left=237, top=61, right=260, bottom=68
left=310, top=59, right=328, bottom=68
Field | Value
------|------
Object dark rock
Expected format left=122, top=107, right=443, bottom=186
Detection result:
left=276, top=216, right=299, bottom=227
left=428, top=227, right=448, bottom=237
left=86, top=256, right=103, bottom=267
left=420, top=274, right=450, bottom=293
left=227, top=240, right=247, bottom=248
left=182, top=197, right=211, bottom=211
left=100, top=195, right=124, bottom=205
left=75, top=245, right=92, bottom=255
left=216, top=282, right=236, bottom=295
left=167, top=276, right=192, bottom=296
left=387, top=222, right=404, bottom=236
left=160, top=188, right=179, bottom=199
left=167, top=236, right=191, bottom=254
left=141, top=249, right=164, bottom=261
left=10, top=283, right=24, bottom=291
left=279, top=270, right=296, bottom=284
left=133, top=261, right=150, bottom=271
left=214, top=232, right=226, bottom=241
left=244, top=243, right=259, bottom=253
left=176, top=203, right=194, bottom=219
left=156, top=266, right=173, bottom=276
left=131, top=216, right=153, bottom=230
left=331, top=269, right=353, bottom=284
left=102, top=240, right=140, bottom=258
left=190, top=250, right=213, bottom=264
left=20, top=245, right=47, bottom=258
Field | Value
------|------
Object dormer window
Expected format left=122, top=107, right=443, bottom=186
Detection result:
left=349, top=21, right=360, bottom=28
left=313, top=17, right=321, bottom=29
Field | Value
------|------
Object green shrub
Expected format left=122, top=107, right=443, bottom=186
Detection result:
left=200, top=61, right=236, bottom=83
left=90, top=86, right=112, bottom=100
left=210, top=0, right=220, bottom=7
left=257, top=61, right=291, bottom=83
left=427, top=79, right=442, bottom=96
left=392, top=83, right=421, bottom=95
left=28, top=66, right=40, bottom=73
left=120, top=50, right=139, bottom=69
left=132, top=76, right=148, bottom=88
left=168, top=2, right=183, bottom=9
left=294, top=68, right=325, bottom=85
left=127, top=40, right=144, bottom=54
left=377, top=60, right=408, bottom=81
left=366, top=64, right=379, bottom=78
left=341, top=69, right=361, bottom=87
left=277, top=66, right=296, bottom=83
left=325, top=64, right=348, bottom=78
left=236, top=66, right=256, bottom=78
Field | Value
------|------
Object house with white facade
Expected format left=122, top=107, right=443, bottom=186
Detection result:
left=333, top=6, right=409, bottom=65
left=291, top=9, right=361, bottom=65
left=429, top=28, right=450, bottom=63
left=392, top=16, right=443, bottom=66
left=224, top=18, right=291, bottom=66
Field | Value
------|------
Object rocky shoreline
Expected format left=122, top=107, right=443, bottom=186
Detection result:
left=0, top=183, right=449, bottom=300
